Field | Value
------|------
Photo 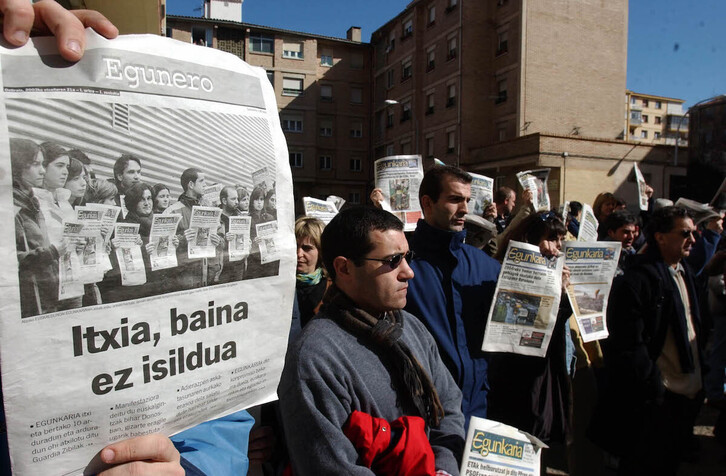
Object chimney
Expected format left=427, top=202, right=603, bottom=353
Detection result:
left=347, top=26, right=362, bottom=42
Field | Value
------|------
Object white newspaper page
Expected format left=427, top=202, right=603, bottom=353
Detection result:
left=460, top=416, right=546, bottom=476
left=674, top=197, right=720, bottom=226
left=188, top=206, right=222, bottom=259
left=516, top=169, right=551, bottom=212
left=252, top=166, right=274, bottom=191
left=374, top=155, right=424, bottom=232
left=256, top=221, right=279, bottom=264
left=470, top=172, right=494, bottom=216
left=633, top=163, right=649, bottom=211
left=113, top=222, right=146, bottom=286
left=75, top=206, right=107, bottom=283
left=576, top=204, right=599, bottom=242
left=149, top=214, right=182, bottom=271
left=564, top=241, right=622, bottom=342
left=201, top=183, right=224, bottom=208
left=84, top=203, right=121, bottom=273
left=326, top=194, right=345, bottom=211
left=303, top=196, right=338, bottom=224
left=228, top=216, right=251, bottom=262
left=0, top=32, right=295, bottom=475
left=482, top=241, right=563, bottom=357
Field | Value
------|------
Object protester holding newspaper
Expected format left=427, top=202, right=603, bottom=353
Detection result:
left=246, top=184, right=277, bottom=279
left=152, top=182, right=172, bottom=214
left=64, top=156, right=88, bottom=208
left=487, top=211, right=575, bottom=464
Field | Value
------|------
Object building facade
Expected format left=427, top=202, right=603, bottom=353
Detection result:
left=687, top=95, right=726, bottom=205
left=167, top=16, right=373, bottom=211
left=625, top=91, right=688, bottom=145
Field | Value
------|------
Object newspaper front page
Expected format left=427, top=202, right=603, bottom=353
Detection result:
left=228, top=216, right=251, bottom=262
left=633, top=163, right=649, bottom=211
left=187, top=206, right=222, bottom=258
left=74, top=206, right=107, bottom=283
left=0, top=32, right=295, bottom=474
left=470, top=172, right=494, bottom=216
left=460, top=416, right=546, bottom=476
left=564, top=241, right=622, bottom=342
left=482, top=241, right=563, bottom=357
left=303, top=196, right=339, bottom=224
left=113, top=222, right=147, bottom=286
left=374, top=155, right=424, bottom=231
left=516, top=169, right=551, bottom=212
left=576, top=204, right=599, bottom=242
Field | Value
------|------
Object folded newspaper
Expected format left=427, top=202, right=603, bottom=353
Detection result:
left=375, top=155, right=424, bottom=232
left=1, top=32, right=295, bottom=474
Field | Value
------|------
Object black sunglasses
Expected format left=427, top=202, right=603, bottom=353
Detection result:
left=361, top=250, right=415, bottom=269
left=673, top=229, right=696, bottom=238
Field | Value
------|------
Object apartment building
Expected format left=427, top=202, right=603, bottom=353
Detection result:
left=687, top=95, right=726, bottom=205
left=626, top=91, right=688, bottom=145
left=166, top=15, right=373, bottom=211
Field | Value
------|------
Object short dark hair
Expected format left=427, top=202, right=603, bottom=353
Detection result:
left=599, top=210, right=636, bottom=239
left=180, top=168, right=202, bottom=192
left=39, top=141, right=68, bottom=168
left=67, top=148, right=91, bottom=165
left=220, top=186, right=236, bottom=203
left=494, top=211, right=566, bottom=262
left=124, top=182, right=153, bottom=215
left=321, top=206, right=403, bottom=280
left=9, top=138, right=40, bottom=183
left=644, top=206, right=691, bottom=249
left=418, top=165, right=472, bottom=204
left=113, top=154, right=141, bottom=185
left=494, top=186, right=515, bottom=205
left=569, top=201, right=583, bottom=217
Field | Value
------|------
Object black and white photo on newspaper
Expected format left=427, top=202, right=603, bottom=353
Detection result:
left=0, top=32, right=294, bottom=474
left=374, top=155, right=424, bottom=231
left=516, top=168, right=551, bottom=212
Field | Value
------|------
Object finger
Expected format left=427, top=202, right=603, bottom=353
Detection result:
left=101, top=434, right=179, bottom=465
left=71, top=9, right=118, bottom=39
left=1, top=0, right=35, bottom=46
left=98, top=460, right=184, bottom=476
left=31, top=0, right=87, bottom=61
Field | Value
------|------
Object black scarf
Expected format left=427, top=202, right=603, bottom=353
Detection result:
left=323, top=284, right=445, bottom=428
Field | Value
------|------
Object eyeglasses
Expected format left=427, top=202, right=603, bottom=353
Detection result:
left=673, top=229, right=696, bottom=238
left=361, top=250, right=415, bottom=269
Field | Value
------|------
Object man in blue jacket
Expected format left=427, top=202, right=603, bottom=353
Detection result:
left=405, top=165, right=501, bottom=425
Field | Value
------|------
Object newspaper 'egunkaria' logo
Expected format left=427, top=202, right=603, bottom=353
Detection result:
left=470, top=431, right=525, bottom=459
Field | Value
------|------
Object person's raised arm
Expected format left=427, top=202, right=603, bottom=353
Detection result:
left=1, top=0, right=118, bottom=62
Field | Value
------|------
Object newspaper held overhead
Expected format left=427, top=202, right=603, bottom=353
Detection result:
left=1, top=32, right=295, bottom=475
left=469, top=172, right=495, bottom=216
left=303, top=196, right=339, bottom=224
left=326, top=195, right=346, bottom=211
left=460, top=416, right=546, bottom=476
left=374, top=155, right=424, bottom=232
left=516, top=169, right=551, bottom=212
left=576, top=204, right=599, bottom=242
left=633, top=163, right=649, bottom=211
left=482, top=241, right=563, bottom=357
left=113, top=222, right=147, bottom=286
left=674, top=197, right=721, bottom=226
left=564, top=241, right=621, bottom=342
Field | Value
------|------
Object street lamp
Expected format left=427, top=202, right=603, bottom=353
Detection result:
left=385, top=99, right=419, bottom=155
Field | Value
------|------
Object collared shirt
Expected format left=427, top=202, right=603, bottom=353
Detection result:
left=656, top=263, right=702, bottom=398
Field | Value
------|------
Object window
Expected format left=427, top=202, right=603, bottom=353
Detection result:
left=426, top=136, right=434, bottom=158
left=640, top=130, right=648, bottom=139
left=386, top=110, right=394, bottom=128
left=385, top=144, right=395, bottom=156
left=654, top=132, right=662, bottom=139
left=350, top=87, right=363, bottom=104
left=401, top=59, right=412, bottom=81
left=402, top=18, right=413, bottom=38
left=281, top=114, right=303, bottom=132
left=630, top=96, right=637, bottom=105
left=349, top=192, right=361, bottom=204
left=642, top=99, right=649, bottom=107
left=401, top=101, right=412, bottom=122
left=655, top=101, right=662, bottom=109
left=351, top=53, right=364, bottom=69
left=446, top=0, right=458, bottom=13
left=387, top=69, right=395, bottom=88
left=642, top=114, right=649, bottom=123
left=496, top=79, right=507, bottom=104
left=250, top=34, right=274, bottom=54
left=498, top=127, right=507, bottom=141
left=192, top=27, right=212, bottom=47
left=427, top=48, right=435, bottom=71
left=654, top=116, right=662, bottom=125
left=283, top=41, right=304, bottom=59
left=447, top=84, right=456, bottom=107
left=266, top=70, right=274, bottom=85
left=387, top=31, right=396, bottom=52
left=321, top=54, right=333, bottom=66
left=350, top=158, right=362, bottom=172
left=401, top=142, right=412, bottom=155
left=426, top=92, right=435, bottom=115
left=319, top=118, right=333, bottom=136
left=447, top=36, right=457, bottom=60
left=497, top=31, right=508, bottom=55
left=320, top=84, right=333, bottom=101
left=447, top=131, right=456, bottom=153
left=497, top=0, right=507, bottom=6
left=428, top=6, right=436, bottom=25
left=289, top=152, right=303, bottom=168
left=350, top=119, right=363, bottom=138
left=282, top=77, right=303, bottom=96
left=319, top=156, right=332, bottom=170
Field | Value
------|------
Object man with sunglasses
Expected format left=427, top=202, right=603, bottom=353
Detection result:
left=404, top=165, right=501, bottom=426
left=278, top=206, right=465, bottom=475
left=595, top=206, right=705, bottom=475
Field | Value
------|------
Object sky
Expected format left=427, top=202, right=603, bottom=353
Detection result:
left=168, top=0, right=725, bottom=108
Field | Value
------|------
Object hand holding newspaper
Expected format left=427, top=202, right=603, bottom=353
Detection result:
left=516, top=169, right=551, bottom=212
left=374, top=155, right=424, bottom=231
